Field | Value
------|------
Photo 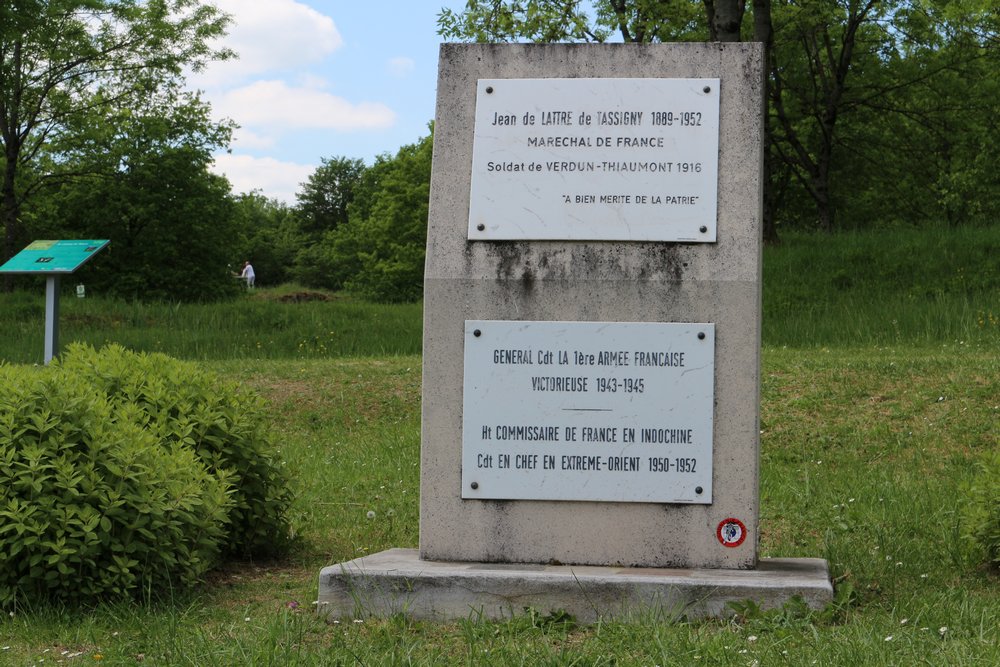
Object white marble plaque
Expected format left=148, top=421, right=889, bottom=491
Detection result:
left=462, top=320, right=715, bottom=503
left=469, top=78, right=720, bottom=242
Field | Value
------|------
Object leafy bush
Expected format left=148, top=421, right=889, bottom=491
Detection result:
left=0, top=368, right=232, bottom=606
left=55, top=344, right=294, bottom=558
left=962, top=449, right=1000, bottom=570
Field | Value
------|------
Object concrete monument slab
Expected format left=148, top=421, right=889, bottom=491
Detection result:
left=318, top=42, right=832, bottom=622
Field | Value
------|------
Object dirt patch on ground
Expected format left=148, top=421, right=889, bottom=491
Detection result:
left=275, top=291, right=332, bottom=303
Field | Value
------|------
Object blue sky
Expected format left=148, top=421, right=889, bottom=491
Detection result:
left=188, top=1, right=465, bottom=204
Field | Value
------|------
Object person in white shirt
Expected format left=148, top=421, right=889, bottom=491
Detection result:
left=240, top=261, right=255, bottom=288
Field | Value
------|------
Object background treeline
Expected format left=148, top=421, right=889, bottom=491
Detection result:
left=2, top=1, right=997, bottom=303
left=439, top=0, right=1000, bottom=238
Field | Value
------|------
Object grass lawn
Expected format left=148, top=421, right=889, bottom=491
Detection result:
left=2, top=345, right=996, bottom=665
left=1, top=227, right=998, bottom=664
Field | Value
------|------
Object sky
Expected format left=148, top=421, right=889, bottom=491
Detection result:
left=187, top=1, right=465, bottom=204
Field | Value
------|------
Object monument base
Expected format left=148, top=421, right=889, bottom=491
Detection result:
left=317, top=548, right=832, bottom=623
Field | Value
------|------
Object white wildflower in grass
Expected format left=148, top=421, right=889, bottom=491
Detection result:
left=921, top=574, right=929, bottom=579
left=900, top=618, right=909, bottom=625
left=244, top=617, right=251, bottom=622
left=884, top=635, right=893, bottom=642
left=353, top=619, right=364, bottom=624
left=939, top=626, right=948, bottom=637
left=747, top=635, right=758, bottom=642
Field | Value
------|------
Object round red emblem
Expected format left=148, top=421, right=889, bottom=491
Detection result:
left=716, top=518, right=748, bottom=547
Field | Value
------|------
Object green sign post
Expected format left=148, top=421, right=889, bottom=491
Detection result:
left=0, top=240, right=110, bottom=364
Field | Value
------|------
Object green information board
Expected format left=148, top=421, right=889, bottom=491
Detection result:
left=0, top=240, right=110, bottom=364
left=0, top=239, right=110, bottom=274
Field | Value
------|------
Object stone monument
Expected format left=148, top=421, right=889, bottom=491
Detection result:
left=318, top=42, right=832, bottom=622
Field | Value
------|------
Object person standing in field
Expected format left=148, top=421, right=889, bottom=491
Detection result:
left=240, top=261, right=255, bottom=288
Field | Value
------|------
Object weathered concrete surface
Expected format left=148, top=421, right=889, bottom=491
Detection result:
left=421, top=43, right=765, bottom=569
left=318, top=549, right=833, bottom=623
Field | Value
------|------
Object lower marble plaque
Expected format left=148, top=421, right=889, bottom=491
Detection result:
left=462, top=320, right=715, bottom=503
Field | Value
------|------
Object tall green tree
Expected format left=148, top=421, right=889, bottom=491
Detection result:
left=232, top=192, right=301, bottom=287
left=295, top=156, right=366, bottom=236
left=41, top=94, right=239, bottom=301
left=438, top=1, right=783, bottom=238
left=342, top=131, right=433, bottom=302
left=0, top=0, right=231, bottom=271
left=765, top=0, right=885, bottom=231
left=766, top=0, right=999, bottom=230
left=293, top=130, right=434, bottom=302
left=438, top=1, right=724, bottom=43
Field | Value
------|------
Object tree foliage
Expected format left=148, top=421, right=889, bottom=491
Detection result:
left=437, top=0, right=1000, bottom=235
left=232, top=192, right=301, bottom=288
left=293, top=130, right=433, bottom=302
left=1, top=0, right=231, bottom=286
left=25, top=89, right=239, bottom=301
left=295, top=156, right=366, bottom=236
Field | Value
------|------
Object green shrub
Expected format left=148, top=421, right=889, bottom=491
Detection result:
left=962, top=448, right=1000, bottom=569
left=55, top=343, right=294, bottom=558
left=0, top=368, right=232, bottom=606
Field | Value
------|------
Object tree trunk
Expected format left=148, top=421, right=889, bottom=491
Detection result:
left=752, top=0, right=779, bottom=243
left=708, top=0, right=746, bottom=42
left=2, top=145, right=20, bottom=291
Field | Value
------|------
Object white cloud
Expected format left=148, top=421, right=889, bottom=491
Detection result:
left=212, top=153, right=314, bottom=204
left=214, top=80, right=395, bottom=131
left=231, top=128, right=276, bottom=150
left=387, top=57, right=415, bottom=78
left=192, top=0, right=342, bottom=87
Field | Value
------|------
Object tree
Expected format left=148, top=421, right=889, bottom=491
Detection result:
left=295, top=130, right=434, bottom=302
left=765, top=0, right=1000, bottom=231
left=438, top=1, right=726, bottom=43
left=438, top=1, right=782, bottom=238
left=765, top=0, right=884, bottom=231
left=343, top=132, right=433, bottom=302
left=46, top=152, right=240, bottom=302
left=295, top=156, right=366, bottom=236
left=438, top=0, right=609, bottom=42
left=1, top=0, right=231, bottom=272
left=232, top=192, right=301, bottom=287
left=34, top=92, right=240, bottom=301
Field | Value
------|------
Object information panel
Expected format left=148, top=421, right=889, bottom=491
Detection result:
left=0, top=239, right=110, bottom=274
left=469, top=78, right=720, bottom=242
left=462, top=321, right=715, bottom=503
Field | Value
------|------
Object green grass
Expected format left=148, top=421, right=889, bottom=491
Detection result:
left=763, top=226, right=1000, bottom=347
left=0, top=229, right=998, bottom=664
left=2, top=227, right=997, bottom=365
left=0, top=287, right=422, bottom=364
left=1, top=348, right=997, bottom=664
